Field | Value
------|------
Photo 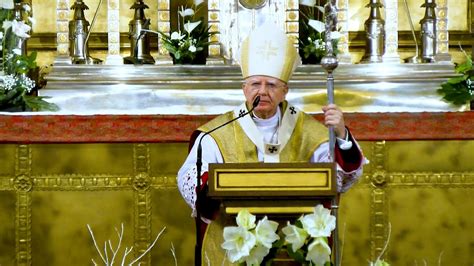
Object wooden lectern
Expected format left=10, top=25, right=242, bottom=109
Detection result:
left=203, top=162, right=338, bottom=265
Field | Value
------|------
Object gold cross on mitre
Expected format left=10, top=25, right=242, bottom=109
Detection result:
left=256, top=41, right=278, bottom=60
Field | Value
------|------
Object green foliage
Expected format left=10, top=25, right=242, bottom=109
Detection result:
left=1, top=49, right=58, bottom=112
left=437, top=56, right=474, bottom=106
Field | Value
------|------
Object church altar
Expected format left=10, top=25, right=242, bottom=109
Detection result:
left=1, top=111, right=474, bottom=265
left=38, top=63, right=464, bottom=114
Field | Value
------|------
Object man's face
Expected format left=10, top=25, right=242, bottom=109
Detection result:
left=242, top=75, right=288, bottom=119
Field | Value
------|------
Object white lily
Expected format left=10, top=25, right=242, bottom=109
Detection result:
left=12, top=48, right=21, bottom=55
left=306, top=237, right=331, bottom=266
left=178, top=8, right=195, bottom=17
left=221, top=226, right=256, bottom=263
left=11, top=20, right=31, bottom=38
left=193, top=0, right=205, bottom=6
left=299, top=0, right=316, bottom=7
left=282, top=221, right=308, bottom=252
left=308, top=19, right=325, bottom=33
left=170, top=31, right=184, bottom=40
left=183, top=20, right=201, bottom=34
left=236, top=209, right=256, bottom=230
left=254, top=216, right=279, bottom=249
left=244, top=245, right=269, bottom=266
left=300, top=204, right=335, bottom=238
left=1, top=0, right=14, bottom=9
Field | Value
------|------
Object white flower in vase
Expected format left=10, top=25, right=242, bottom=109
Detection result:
left=306, top=237, right=331, bottom=266
left=282, top=221, right=309, bottom=252
left=300, top=204, right=336, bottom=238
left=236, top=209, right=256, bottom=230
left=221, top=226, right=256, bottom=263
left=184, top=21, right=201, bottom=34
left=254, top=216, right=279, bottom=248
left=244, top=244, right=270, bottom=266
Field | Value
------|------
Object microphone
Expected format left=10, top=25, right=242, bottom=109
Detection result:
left=194, top=96, right=260, bottom=265
left=196, top=95, right=261, bottom=180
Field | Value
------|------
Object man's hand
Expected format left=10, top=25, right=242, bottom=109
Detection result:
left=322, top=104, right=346, bottom=139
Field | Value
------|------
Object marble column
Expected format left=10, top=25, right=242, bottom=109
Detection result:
left=207, top=0, right=225, bottom=64
left=383, top=0, right=400, bottom=63
left=55, top=0, right=71, bottom=64
left=105, top=0, right=122, bottom=65
left=336, top=0, right=351, bottom=63
left=155, top=0, right=172, bottom=64
left=435, top=0, right=451, bottom=62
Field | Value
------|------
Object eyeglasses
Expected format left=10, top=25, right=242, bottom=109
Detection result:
left=244, top=81, right=287, bottom=91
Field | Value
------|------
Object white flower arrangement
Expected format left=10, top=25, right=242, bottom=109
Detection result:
left=298, top=0, right=341, bottom=64
left=0, top=1, right=57, bottom=111
left=157, top=0, right=214, bottom=64
left=222, top=204, right=337, bottom=266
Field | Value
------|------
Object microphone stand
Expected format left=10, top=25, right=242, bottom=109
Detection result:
left=194, top=96, right=260, bottom=266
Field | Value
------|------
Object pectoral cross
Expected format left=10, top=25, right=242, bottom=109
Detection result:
left=268, top=146, right=278, bottom=154
left=289, top=106, right=297, bottom=115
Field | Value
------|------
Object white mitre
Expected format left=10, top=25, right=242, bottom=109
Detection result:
left=239, top=22, right=301, bottom=83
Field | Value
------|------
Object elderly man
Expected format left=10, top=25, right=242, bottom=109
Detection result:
left=178, top=22, right=365, bottom=217
left=177, top=25, right=365, bottom=261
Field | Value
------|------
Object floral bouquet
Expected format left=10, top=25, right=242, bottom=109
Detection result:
left=0, top=1, right=57, bottom=111
left=222, top=204, right=337, bottom=266
left=158, top=0, right=214, bottom=64
left=298, top=0, right=340, bottom=64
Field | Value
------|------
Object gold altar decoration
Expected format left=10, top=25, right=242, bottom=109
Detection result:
left=1, top=139, right=474, bottom=265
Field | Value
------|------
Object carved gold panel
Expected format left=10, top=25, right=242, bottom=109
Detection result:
left=0, top=140, right=473, bottom=265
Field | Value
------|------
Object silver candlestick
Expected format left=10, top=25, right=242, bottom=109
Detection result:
left=123, top=0, right=155, bottom=65
left=69, top=0, right=102, bottom=64
left=420, top=0, right=437, bottom=63
left=360, top=0, right=385, bottom=63
left=320, top=1, right=339, bottom=265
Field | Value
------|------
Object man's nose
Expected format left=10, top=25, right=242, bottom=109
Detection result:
left=257, top=84, right=269, bottom=94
